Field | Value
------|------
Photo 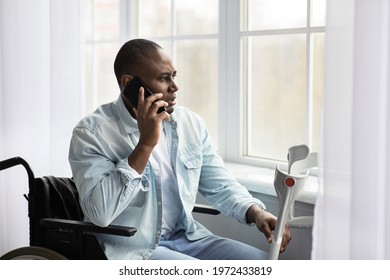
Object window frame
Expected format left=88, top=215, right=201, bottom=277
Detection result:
left=228, top=0, right=325, bottom=169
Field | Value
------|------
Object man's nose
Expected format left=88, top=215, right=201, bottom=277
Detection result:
left=169, top=80, right=179, bottom=93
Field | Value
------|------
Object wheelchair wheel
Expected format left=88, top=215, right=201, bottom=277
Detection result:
left=0, top=246, right=68, bottom=260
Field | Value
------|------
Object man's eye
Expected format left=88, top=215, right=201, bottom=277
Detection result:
left=159, top=74, right=176, bottom=82
left=160, top=76, right=170, bottom=82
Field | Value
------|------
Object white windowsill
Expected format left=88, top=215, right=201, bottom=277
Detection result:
left=224, top=162, right=319, bottom=205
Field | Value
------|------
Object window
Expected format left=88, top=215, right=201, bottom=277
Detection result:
left=84, top=0, right=121, bottom=114
left=84, top=0, right=326, bottom=168
left=240, top=0, right=326, bottom=164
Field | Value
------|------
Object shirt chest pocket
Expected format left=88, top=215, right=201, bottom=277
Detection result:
left=178, top=143, right=202, bottom=197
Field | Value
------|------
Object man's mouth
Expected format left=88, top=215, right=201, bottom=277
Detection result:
left=164, top=98, right=176, bottom=114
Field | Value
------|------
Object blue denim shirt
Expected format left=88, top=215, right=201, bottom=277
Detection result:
left=68, top=96, right=265, bottom=260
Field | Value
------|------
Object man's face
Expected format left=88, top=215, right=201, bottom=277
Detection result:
left=136, top=48, right=179, bottom=114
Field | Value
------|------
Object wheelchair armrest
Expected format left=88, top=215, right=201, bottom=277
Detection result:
left=40, top=218, right=137, bottom=237
left=193, top=204, right=220, bottom=215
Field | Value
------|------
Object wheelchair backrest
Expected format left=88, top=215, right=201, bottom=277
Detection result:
left=29, top=176, right=83, bottom=246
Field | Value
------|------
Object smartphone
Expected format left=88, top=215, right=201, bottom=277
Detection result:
left=123, top=76, right=166, bottom=113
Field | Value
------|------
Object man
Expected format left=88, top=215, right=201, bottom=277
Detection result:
left=69, top=38, right=291, bottom=260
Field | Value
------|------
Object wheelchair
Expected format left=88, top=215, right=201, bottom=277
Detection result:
left=0, top=157, right=219, bottom=260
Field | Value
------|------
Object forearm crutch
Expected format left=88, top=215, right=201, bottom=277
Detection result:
left=268, top=144, right=318, bottom=260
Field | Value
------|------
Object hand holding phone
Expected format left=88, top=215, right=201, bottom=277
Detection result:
left=123, top=76, right=166, bottom=113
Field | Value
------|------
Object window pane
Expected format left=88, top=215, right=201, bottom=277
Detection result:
left=138, top=0, right=171, bottom=37
left=245, top=35, right=307, bottom=161
left=94, top=0, right=120, bottom=41
left=311, top=0, right=327, bottom=27
left=85, top=43, right=120, bottom=114
left=175, top=39, right=219, bottom=145
left=245, top=0, right=307, bottom=31
left=95, top=43, right=120, bottom=109
left=175, top=0, right=218, bottom=35
left=312, top=33, right=325, bottom=152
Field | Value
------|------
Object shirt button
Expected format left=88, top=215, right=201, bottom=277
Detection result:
left=143, top=255, right=148, bottom=260
left=157, top=201, right=162, bottom=206
left=156, top=230, right=161, bottom=236
left=154, top=170, right=159, bottom=176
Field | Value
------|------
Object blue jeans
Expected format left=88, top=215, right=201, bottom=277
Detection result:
left=149, top=231, right=268, bottom=260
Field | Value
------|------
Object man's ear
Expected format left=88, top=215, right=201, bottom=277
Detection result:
left=120, top=74, right=133, bottom=91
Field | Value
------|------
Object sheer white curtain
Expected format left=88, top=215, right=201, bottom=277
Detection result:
left=0, top=0, right=83, bottom=255
left=312, top=0, right=390, bottom=259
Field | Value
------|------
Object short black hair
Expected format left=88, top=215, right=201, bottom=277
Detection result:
left=114, top=38, right=162, bottom=86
